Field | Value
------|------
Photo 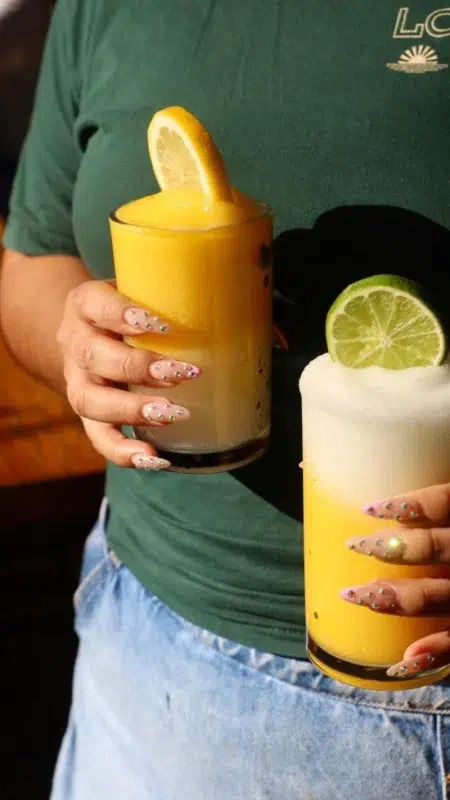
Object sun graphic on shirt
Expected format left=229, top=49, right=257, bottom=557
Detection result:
left=387, top=45, right=448, bottom=73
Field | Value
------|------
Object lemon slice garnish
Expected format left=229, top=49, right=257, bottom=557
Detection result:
left=147, top=106, right=233, bottom=203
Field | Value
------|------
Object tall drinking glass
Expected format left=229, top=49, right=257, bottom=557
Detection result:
left=109, top=201, right=273, bottom=473
left=300, top=354, right=450, bottom=690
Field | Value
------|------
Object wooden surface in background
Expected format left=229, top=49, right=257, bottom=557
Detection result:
left=0, top=336, right=105, bottom=485
left=0, top=221, right=105, bottom=486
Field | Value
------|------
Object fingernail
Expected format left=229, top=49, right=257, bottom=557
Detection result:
left=141, top=400, right=190, bottom=423
left=386, top=652, right=436, bottom=678
left=149, top=360, right=201, bottom=382
left=346, top=534, right=407, bottom=560
left=340, top=582, right=400, bottom=612
left=131, top=454, right=171, bottom=471
left=123, top=308, right=170, bottom=333
left=363, top=497, right=423, bottom=522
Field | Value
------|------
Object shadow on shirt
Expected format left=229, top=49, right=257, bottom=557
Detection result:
left=231, top=204, right=450, bottom=523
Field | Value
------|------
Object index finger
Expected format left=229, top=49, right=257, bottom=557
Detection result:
left=70, top=280, right=171, bottom=336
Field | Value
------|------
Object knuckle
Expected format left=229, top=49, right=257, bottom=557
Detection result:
left=71, top=331, right=97, bottom=370
left=70, top=279, right=118, bottom=321
left=97, top=300, right=113, bottom=320
left=405, top=586, right=428, bottom=616
left=96, top=290, right=120, bottom=320
left=121, top=348, right=147, bottom=383
left=68, top=282, right=88, bottom=312
left=67, top=387, right=90, bottom=418
left=80, top=417, right=101, bottom=445
left=428, top=529, right=445, bottom=562
left=114, top=393, right=134, bottom=423
left=111, top=445, right=132, bottom=467
left=418, top=586, right=431, bottom=612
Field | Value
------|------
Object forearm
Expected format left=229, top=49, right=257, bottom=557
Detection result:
left=0, top=249, right=90, bottom=395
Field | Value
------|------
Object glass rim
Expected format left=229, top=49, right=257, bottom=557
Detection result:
left=109, top=199, right=272, bottom=233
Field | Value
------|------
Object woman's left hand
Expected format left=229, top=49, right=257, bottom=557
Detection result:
left=341, top=483, right=450, bottom=678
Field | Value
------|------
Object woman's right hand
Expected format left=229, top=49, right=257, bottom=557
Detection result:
left=57, top=280, right=201, bottom=470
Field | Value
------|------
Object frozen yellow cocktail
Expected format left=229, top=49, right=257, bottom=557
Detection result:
left=110, top=107, right=272, bottom=472
left=300, top=275, right=450, bottom=690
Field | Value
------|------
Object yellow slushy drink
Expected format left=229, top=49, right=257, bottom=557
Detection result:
left=109, top=108, right=272, bottom=472
left=300, top=275, right=450, bottom=690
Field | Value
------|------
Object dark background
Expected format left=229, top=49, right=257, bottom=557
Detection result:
left=0, top=0, right=52, bottom=212
left=1, top=4, right=104, bottom=798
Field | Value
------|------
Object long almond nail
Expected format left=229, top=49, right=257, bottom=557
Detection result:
left=346, top=533, right=407, bottom=560
left=386, top=652, right=436, bottom=678
left=363, top=497, right=422, bottom=522
left=123, top=308, right=170, bottom=333
left=141, top=401, right=190, bottom=423
left=340, top=582, right=400, bottom=612
left=131, top=454, right=171, bottom=471
left=149, top=360, right=201, bottom=381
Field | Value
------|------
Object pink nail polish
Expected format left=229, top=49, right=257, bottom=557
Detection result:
left=141, top=400, right=190, bottom=423
left=124, top=308, right=170, bottom=333
left=346, top=537, right=377, bottom=557
left=131, top=454, right=171, bottom=471
left=346, top=533, right=407, bottom=561
left=362, top=497, right=423, bottom=523
left=149, top=360, right=201, bottom=381
left=340, top=582, right=400, bottom=612
left=386, top=652, right=436, bottom=678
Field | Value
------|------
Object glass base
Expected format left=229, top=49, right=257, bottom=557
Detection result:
left=308, top=634, right=450, bottom=691
left=132, top=430, right=269, bottom=474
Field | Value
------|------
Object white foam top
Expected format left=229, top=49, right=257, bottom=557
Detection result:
left=299, top=353, right=450, bottom=424
left=300, top=353, right=450, bottom=500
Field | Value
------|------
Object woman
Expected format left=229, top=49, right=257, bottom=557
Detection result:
left=2, top=1, right=450, bottom=797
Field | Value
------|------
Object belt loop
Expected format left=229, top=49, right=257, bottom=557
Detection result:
left=98, top=497, right=109, bottom=528
left=98, top=497, right=110, bottom=557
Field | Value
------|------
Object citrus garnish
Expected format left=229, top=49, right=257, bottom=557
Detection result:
left=147, top=106, right=233, bottom=203
left=326, top=274, right=447, bottom=369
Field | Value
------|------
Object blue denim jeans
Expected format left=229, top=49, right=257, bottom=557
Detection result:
left=52, top=500, right=450, bottom=799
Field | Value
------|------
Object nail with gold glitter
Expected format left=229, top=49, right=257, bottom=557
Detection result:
left=346, top=533, right=407, bottom=561
left=362, top=497, right=423, bottom=523
left=340, top=582, right=400, bottom=612
left=386, top=652, right=437, bottom=678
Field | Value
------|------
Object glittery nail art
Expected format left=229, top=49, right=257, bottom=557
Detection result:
left=131, top=454, right=171, bottom=471
left=141, top=400, right=190, bottom=423
left=149, top=360, right=201, bottom=381
left=123, top=308, right=170, bottom=333
left=340, top=583, right=400, bottom=613
left=386, top=652, right=437, bottom=678
left=346, top=533, right=407, bottom=561
left=362, top=497, right=422, bottom=523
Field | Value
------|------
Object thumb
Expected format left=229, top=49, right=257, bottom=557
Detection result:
left=363, top=483, right=450, bottom=526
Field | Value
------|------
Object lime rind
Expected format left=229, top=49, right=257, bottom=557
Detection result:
left=326, top=275, right=447, bottom=370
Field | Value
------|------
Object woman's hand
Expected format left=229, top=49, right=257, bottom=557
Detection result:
left=57, top=280, right=201, bottom=470
left=340, top=483, right=450, bottom=678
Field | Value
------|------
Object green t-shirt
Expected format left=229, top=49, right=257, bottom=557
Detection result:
left=5, top=0, right=450, bottom=656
